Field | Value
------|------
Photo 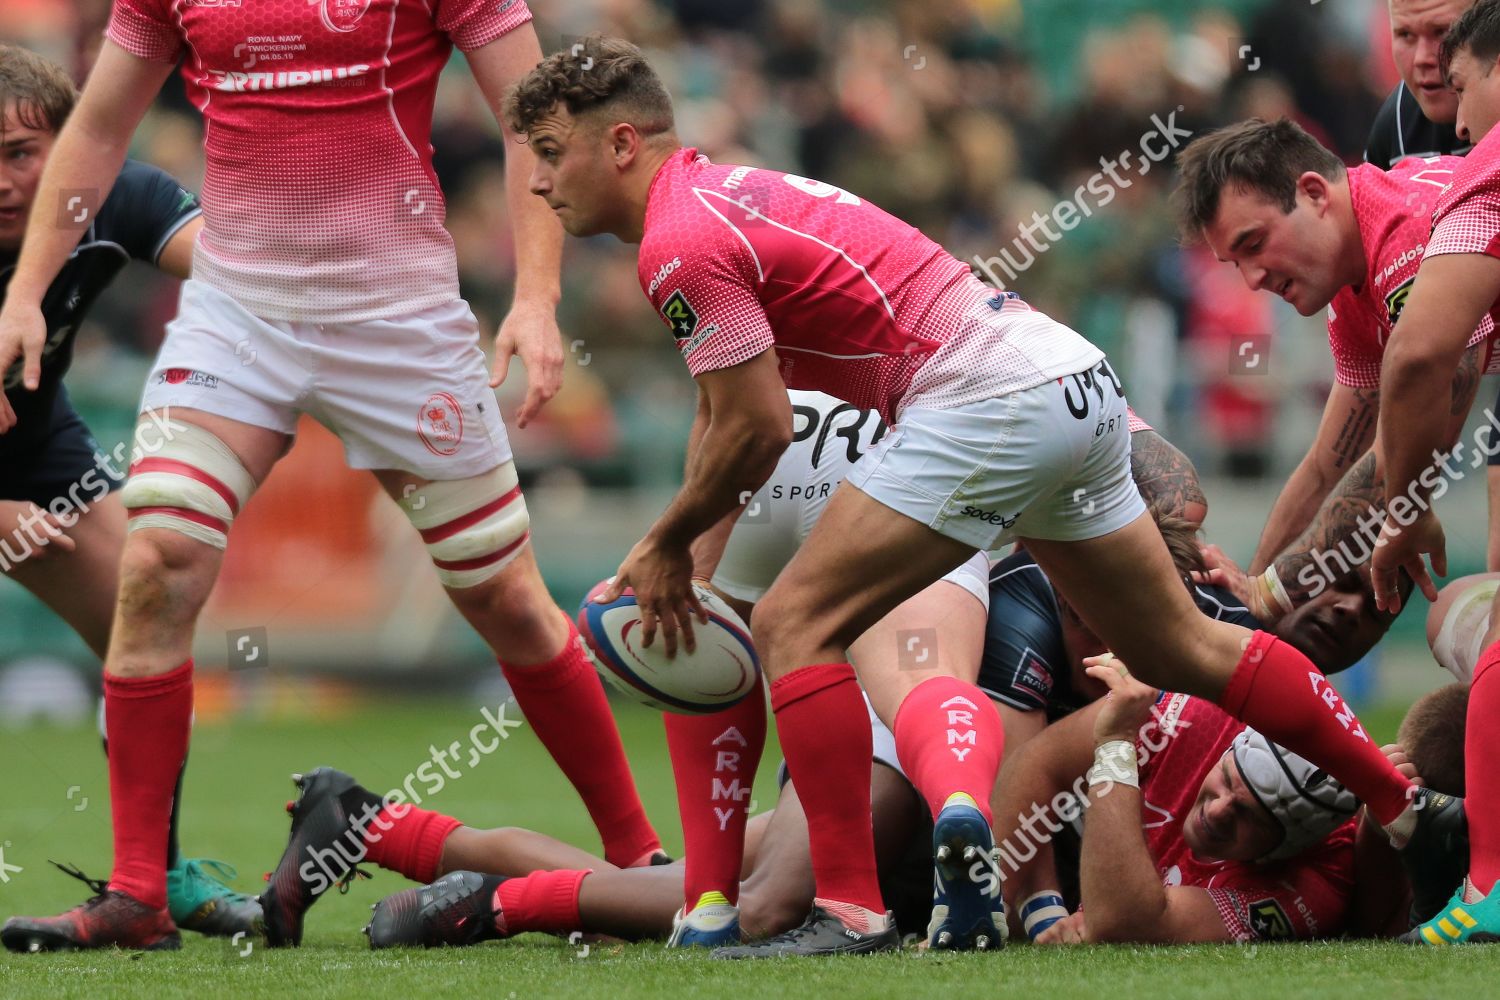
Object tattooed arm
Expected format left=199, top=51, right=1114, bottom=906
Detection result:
left=1249, top=382, right=1379, bottom=574
left=1269, top=343, right=1483, bottom=607
left=1129, top=429, right=1208, bottom=526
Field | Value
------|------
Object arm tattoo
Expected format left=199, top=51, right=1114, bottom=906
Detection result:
left=1270, top=345, right=1480, bottom=604
left=1452, top=343, right=1483, bottom=416
left=1329, top=387, right=1379, bottom=471
left=1130, top=430, right=1207, bottom=518
left=1274, top=450, right=1383, bottom=605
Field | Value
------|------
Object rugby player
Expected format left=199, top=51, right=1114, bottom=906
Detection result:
left=1366, top=0, right=1474, bottom=168
left=1174, top=119, right=1484, bottom=620
left=259, top=394, right=1392, bottom=949
left=1367, top=0, right=1500, bottom=942
left=501, top=38, right=1450, bottom=958
left=0, top=43, right=259, bottom=939
left=0, top=4, right=665, bottom=954
left=999, top=659, right=1360, bottom=944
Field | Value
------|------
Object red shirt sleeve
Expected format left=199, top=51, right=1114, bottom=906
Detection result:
left=435, top=0, right=533, bottom=52
left=1326, top=294, right=1384, bottom=389
left=105, top=0, right=185, bottom=63
left=642, top=207, right=777, bottom=377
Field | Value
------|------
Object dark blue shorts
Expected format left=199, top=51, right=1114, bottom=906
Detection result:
left=0, top=388, right=124, bottom=507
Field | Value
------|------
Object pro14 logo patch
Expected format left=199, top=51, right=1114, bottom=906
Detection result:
left=1247, top=898, right=1294, bottom=940
left=1385, top=277, right=1415, bottom=327
left=661, top=289, right=699, bottom=340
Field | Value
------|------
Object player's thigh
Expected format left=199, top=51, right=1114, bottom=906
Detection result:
left=5, top=492, right=125, bottom=659
left=312, top=299, right=510, bottom=481
left=850, top=572, right=988, bottom=728
left=1021, top=512, right=1248, bottom=694
left=753, top=481, right=976, bottom=670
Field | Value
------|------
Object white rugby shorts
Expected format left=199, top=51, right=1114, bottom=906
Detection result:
left=847, top=357, right=1146, bottom=549
left=139, top=280, right=510, bottom=479
left=712, top=390, right=990, bottom=607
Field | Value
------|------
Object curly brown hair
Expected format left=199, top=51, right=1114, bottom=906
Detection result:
left=1172, top=118, right=1344, bottom=243
left=0, top=43, right=77, bottom=138
left=503, top=35, right=674, bottom=139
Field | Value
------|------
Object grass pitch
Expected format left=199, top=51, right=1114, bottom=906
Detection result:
left=0, top=694, right=1493, bottom=999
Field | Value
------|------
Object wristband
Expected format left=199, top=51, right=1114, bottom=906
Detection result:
left=1087, top=739, right=1139, bottom=789
left=1020, top=891, right=1069, bottom=940
left=1258, top=564, right=1294, bottom=616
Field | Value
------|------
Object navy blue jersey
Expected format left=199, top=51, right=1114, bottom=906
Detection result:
left=1364, top=83, right=1470, bottom=168
left=0, top=159, right=199, bottom=455
left=979, top=550, right=1261, bottom=719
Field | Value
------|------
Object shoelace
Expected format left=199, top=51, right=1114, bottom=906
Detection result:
left=336, top=866, right=373, bottom=895
left=49, top=860, right=110, bottom=900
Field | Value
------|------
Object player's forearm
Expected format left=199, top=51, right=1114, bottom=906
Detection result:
left=5, top=119, right=130, bottom=306
left=504, top=149, right=563, bottom=307
left=993, top=744, right=1075, bottom=911
left=1078, top=783, right=1167, bottom=941
left=648, top=418, right=790, bottom=549
left=1250, top=456, right=1333, bottom=573
left=1380, top=343, right=1462, bottom=513
left=1268, top=450, right=1384, bottom=606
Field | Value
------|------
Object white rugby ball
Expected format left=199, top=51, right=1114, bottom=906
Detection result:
left=577, top=578, right=761, bottom=714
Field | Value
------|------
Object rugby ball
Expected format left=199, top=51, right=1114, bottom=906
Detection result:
left=577, top=578, right=761, bottom=714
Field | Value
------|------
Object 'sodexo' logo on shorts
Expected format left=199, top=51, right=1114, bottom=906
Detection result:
left=418, top=392, right=464, bottom=457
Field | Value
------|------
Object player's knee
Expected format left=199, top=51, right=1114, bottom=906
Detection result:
left=399, top=463, right=531, bottom=590
left=119, top=417, right=254, bottom=551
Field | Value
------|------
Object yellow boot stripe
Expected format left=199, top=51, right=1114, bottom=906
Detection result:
left=1453, top=908, right=1479, bottom=930
left=1422, top=925, right=1447, bottom=945
left=1438, top=918, right=1460, bottom=937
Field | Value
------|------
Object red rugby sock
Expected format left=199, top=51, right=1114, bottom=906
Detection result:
left=664, top=680, right=766, bottom=908
left=1218, top=631, right=1411, bottom=824
left=105, top=660, right=194, bottom=910
left=361, top=805, right=462, bottom=884
left=893, top=676, right=1004, bottom=824
left=1468, top=643, right=1500, bottom=895
left=500, top=618, right=660, bottom=868
left=769, top=663, right=884, bottom=913
left=494, top=869, right=588, bottom=935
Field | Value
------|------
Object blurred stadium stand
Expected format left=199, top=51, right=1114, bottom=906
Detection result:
left=0, top=0, right=1485, bottom=705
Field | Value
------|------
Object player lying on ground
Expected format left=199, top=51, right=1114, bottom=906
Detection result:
left=0, top=3, right=666, bottom=954
left=258, top=407, right=1404, bottom=950
left=1174, top=117, right=1485, bottom=621
left=1365, top=0, right=1500, bottom=945
left=502, top=36, right=1452, bottom=957
left=0, top=44, right=258, bottom=939
left=999, top=657, right=1360, bottom=944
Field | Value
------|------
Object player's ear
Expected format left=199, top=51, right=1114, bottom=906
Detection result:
left=610, top=122, right=640, bottom=166
left=1297, top=170, right=1332, bottom=213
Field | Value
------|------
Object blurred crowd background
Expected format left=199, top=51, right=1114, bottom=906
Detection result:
left=0, top=0, right=1481, bottom=710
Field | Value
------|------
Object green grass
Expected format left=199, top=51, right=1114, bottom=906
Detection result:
left=0, top=696, right=1494, bottom=998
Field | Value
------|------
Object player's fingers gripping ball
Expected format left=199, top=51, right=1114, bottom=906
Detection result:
left=579, top=577, right=761, bottom=714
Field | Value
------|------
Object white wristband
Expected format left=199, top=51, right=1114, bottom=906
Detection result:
left=1260, top=564, right=1294, bottom=616
left=1087, top=739, right=1139, bottom=789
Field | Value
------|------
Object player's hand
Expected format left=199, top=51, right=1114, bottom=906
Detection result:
left=600, top=534, right=707, bottom=658
left=1194, top=544, right=1274, bottom=623
left=0, top=501, right=78, bottom=559
left=1084, top=653, right=1159, bottom=745
left=1371, top=507, right=1445, bottom=614
left=1364, top=743, right=1423, bottom=836
left=0, top=301, right=48, bottom=433
left=490, top=298, right=564, bottom=429
left=1034, top=911, right=1086, bottom=945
